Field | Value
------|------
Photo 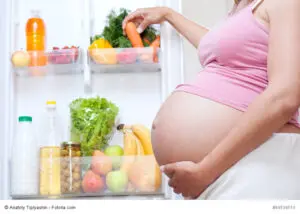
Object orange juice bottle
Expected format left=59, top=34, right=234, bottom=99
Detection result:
left=26, top=10, right=47, bottom=66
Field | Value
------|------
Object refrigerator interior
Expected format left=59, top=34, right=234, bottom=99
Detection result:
left=1, top=0, right=184, bottom=199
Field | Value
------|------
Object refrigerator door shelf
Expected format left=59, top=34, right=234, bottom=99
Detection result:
left=90, top=63, right=161, bottom=74
left=88, top=47, right=161, bottom=74
left=10, top=155, right=166, bottom=200
left=12, top=48, right=84, bottom=77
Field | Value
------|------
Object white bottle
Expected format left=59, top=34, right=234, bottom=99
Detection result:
left=11, top=116, right=39, bottom=196
left=40, top=101, right=63, bottom=146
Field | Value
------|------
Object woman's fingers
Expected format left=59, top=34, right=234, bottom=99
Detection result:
left=168, top=177, right=177, bottom=188
left=122, top=10, right=146, bottom=34
left=136, top=20, right=150, bottom=34
left=173, top=187, right=181, bottom=194
left=161, top=163, right=176, bottom=178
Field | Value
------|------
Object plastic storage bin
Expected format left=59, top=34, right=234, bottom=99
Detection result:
left=10, top=155, right=164, bottom=199
left=88, top=47, right=161, bottom=73
left=11, top=48, right=83, bottom=76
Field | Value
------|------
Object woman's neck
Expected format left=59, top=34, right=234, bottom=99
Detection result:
left=233, top=0, right=253, bottom=14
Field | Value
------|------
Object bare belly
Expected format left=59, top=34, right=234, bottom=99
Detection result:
left=151, top=91, right=300, bottom=166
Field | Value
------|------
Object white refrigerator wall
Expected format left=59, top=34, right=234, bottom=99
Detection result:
left=0, top=0, right=183, bottom=199
left=0, top=0, right=11, bottom=200
left=181, top=0, right=233, bottom=82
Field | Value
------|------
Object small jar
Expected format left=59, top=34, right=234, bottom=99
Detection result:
left=60, top=142, right=81, bottom=194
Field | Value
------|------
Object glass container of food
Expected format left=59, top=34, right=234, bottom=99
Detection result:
left=60, top=141, right=81, bottom=194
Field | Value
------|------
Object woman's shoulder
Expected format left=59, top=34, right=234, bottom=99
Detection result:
left=264, top=0, right=300, bottom=18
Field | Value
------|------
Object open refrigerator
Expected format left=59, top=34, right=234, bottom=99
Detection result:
left=0, top=0, right=184, bottom=200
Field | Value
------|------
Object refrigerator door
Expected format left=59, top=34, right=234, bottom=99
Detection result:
left=1, top=0, right=184, bottom=200
left=0, top=0, right=13, bottom=200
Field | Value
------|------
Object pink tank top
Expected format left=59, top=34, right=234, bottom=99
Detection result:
left=176, top=1, right=300, bottom=127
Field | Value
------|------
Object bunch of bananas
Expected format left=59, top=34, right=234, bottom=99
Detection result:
left=117, top=124, right=161, bottom=192
left=117, top=124, right=154, bottom=157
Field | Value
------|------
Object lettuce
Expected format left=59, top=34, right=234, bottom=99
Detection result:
left=69, top=96, right=119, bottom=157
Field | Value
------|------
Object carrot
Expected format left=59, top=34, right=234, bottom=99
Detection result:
left=125, top=22, right=144, bottom=48
left=150, top=35, right=160, bottom=63
left=150, top=35, right=160, bottom=48
left=143, top=37, right=151, bottom=46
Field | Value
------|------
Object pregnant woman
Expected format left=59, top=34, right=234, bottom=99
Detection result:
left=123, top=0, right=300, bottom=199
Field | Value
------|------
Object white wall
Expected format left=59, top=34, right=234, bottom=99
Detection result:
left=181, top=0, right=233, bottom=82
left=0, top=0, right=5, bottom=200
left=0, top=0, right=11, bottom=200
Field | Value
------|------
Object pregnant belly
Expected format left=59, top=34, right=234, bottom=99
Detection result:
left=151, top=91, right=243, bottom=166
left=151, top=91, right=300, bottom=166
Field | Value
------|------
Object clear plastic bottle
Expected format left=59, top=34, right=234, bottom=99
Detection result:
left=26, top=10, right=47, bottom=66
left=39, top=101, right=63, bottom=196
left=11, top=116, right=39, bottom=196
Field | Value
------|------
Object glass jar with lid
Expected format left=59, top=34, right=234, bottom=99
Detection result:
left=60, top=141, right=81, bottom=194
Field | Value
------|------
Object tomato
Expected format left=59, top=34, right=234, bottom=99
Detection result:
left=117, top=49, right=137, bottom=64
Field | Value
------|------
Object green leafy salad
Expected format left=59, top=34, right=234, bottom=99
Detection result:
left=69, top=97, right=119, bottom=157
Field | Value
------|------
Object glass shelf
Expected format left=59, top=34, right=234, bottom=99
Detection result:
left=11, top=191, right=165, bottom=200
left=90, top=63, right=161, bottom=74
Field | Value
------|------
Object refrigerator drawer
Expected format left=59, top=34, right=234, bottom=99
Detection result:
left=10, top=155, right=165, bottom=199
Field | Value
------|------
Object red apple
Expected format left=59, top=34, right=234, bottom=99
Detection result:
left=81, top=170, right=105, bottom=193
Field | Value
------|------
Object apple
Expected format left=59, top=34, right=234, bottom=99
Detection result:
left=106, top=170, right=128, bottom=193
left=91, top=150, right=113, bottom=176
left=117, top=49, right=137, bottom=64
left=11, top=51, right=30, bottom=67
left=104, top=145, right=124, bottom=170
left=81, top=170, right=105, bottom=193
left=128, top=156, right=162, bottom=192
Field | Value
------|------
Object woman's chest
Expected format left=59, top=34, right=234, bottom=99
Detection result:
left=198, top=11, right=269, bottom=69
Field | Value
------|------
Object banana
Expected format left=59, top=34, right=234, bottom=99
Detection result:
left=123, top=130, right=137, bottom=156
left=120, top=130, right=137, bottom=173
left=135, top=133, right=145, bottom=156
left=130, top=124, right=154, bottom=155
left=120, top=130, right=146, bottom=172
left=117, top=123, right=150, bottom=155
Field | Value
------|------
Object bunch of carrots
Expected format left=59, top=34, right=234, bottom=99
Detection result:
left=125, top=22, right=160, bottom=62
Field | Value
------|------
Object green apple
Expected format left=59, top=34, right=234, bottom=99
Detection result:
left=104, top=145, right=124, bottom=169
left=106, top=170, right=128, bottom=193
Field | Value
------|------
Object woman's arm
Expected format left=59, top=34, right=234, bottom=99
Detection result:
left=122, top=7, right=209, bottom=48
left=163, top=8, right=209, bottom=48
left=199, top=0, right=300, bottom=181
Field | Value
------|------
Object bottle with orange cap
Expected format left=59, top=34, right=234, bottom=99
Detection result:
left=39, top=100, right=63, bottom=196
left=26, top=10, right=47, bottom=66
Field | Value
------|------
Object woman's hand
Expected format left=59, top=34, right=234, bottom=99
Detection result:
left=161, top=161, right=214, bottom=199
left=123, top=7, right=209, bottom=48
left=122, top=7, right=171, bottom=34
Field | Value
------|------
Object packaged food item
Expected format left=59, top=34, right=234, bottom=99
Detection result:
left=60, top=142, right=81, bottom=194
left=26, top=10, right=47, bottom=66
left=39, top=101, right=63, bottom=196
left=11, top=116, right=39, bottom=196
left=48, top=46, right=79, bottom=64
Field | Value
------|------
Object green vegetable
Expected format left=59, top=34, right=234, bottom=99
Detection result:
left=101, top=8, right=130, bottom=48
left=141, top=27, right=157, bottom=47
left=117, top=36, right=133, bottom=48
left=90, top=35, right=103, bottom=45
left=100, top=8, right=158, bottom=48
left=69, top=96, right=119, bottom=157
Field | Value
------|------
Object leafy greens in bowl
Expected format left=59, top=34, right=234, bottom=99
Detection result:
left=69, top=96, right=119, bottom=157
